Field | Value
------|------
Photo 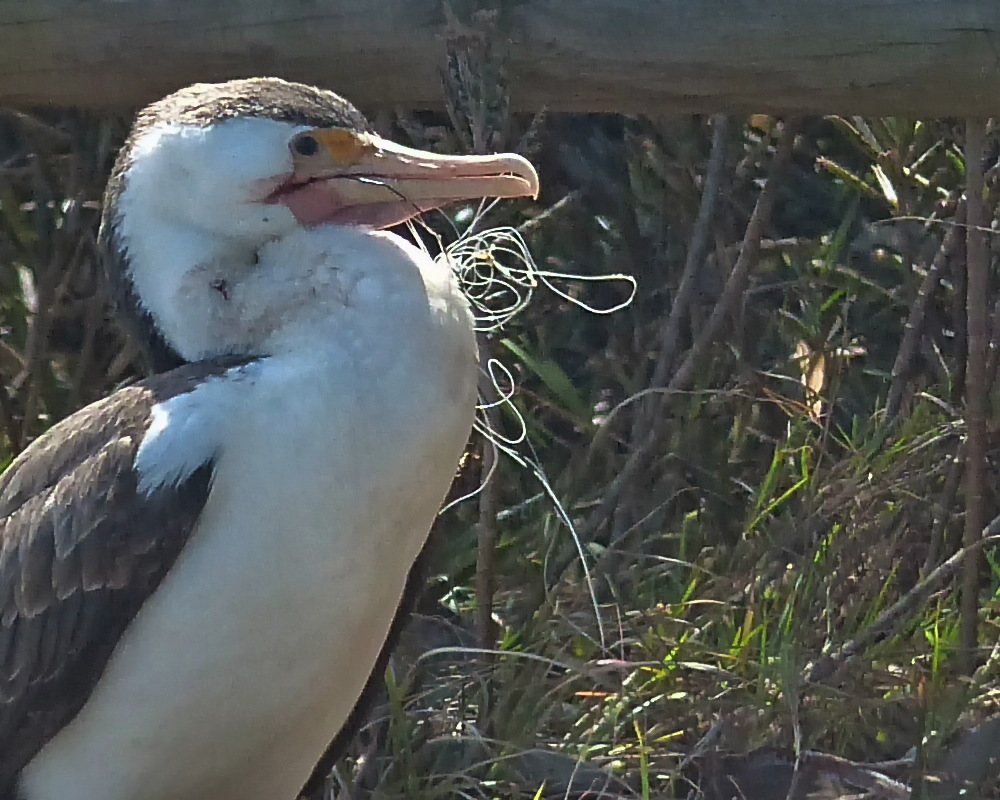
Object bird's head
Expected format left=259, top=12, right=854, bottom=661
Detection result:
left=101, top=78, right=539, bottom=366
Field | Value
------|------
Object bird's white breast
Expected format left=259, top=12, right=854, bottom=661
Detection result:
left=20, top=237, right=477, bottom=800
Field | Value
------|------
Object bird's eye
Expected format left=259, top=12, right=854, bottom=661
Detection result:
left=292, top=135, right=319, bottom=157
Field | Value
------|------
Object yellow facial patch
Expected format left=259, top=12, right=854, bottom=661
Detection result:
left=311, top=128, right=374, bottom=165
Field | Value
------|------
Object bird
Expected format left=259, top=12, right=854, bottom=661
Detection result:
left=0, top=77, right=539, bottom=800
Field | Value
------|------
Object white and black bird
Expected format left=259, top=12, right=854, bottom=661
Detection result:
left=0, top=78, right=538, bottom=800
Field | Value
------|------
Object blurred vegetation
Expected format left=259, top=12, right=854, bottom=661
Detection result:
left=4, top=94, right=1000, bottom=797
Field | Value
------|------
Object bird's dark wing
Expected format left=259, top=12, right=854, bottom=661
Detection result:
left=0, top=357, right=250, bottom=794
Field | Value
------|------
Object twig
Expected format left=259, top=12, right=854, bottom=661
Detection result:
left=806, top=530, right=1000, bottom=685
left=0, top=383, right=21, bottom=455
left=605, top=115, right=732, bottom=559
left=68, top=294, right=103, bottom=409
left=475, top=340, right=501, bottom=657
left=922, top=446, right=964, bottom=576
left=987, top=162, right=1000, bottom=390
left=885, top=200, right=966, bottom=424
left=960, top=118, right=988, bottom=673
left=799, top=751, right=909, bottom=799
left=668, top=119, right=800, bottom=394
left=16, top=159, right=58, bottom=446
left=532, top=120, right=800, bottom=599
left=594, top=121, right=797, bottom=528
left=517, top=190, right=580, bottom=234
left=983, top=262, right=1000, bottom=391
left=784, top=681, right=805, bottom=800
left=951, top=210, right=969, bottom=405
left=644, top=114, right=732, bottom=409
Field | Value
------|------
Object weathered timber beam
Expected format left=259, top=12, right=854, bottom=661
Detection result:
left=1, top=0, right=998, bottom=116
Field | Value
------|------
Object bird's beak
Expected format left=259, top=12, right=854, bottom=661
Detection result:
left=269, top=128, right=540, bottom=229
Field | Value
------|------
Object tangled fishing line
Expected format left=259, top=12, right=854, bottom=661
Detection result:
left=406, top=200, right=637, bottom=647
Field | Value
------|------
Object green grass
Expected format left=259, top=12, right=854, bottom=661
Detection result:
left=2, top=107, right=998, bottom=796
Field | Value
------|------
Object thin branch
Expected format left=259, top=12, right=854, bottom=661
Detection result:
left=807, top=530, right=1000, bottom=685
left=607, top=115, right=732, bottom=567
left=645, top=114, right=731, bottom=406
left=475, top=340, right=501, bottom=657
left=667, top=120, right=800, bottom=395
left=922, top=446, right=964, bottom=576
left=960, top=118, right=988, bottom=673
left=885, top=200, right=966, bottom=424
left=799, top=752, right=909, bottom=799
left=536, top=120, right=800, bottom=596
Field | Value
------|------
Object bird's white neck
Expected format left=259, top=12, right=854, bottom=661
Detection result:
left=116, top=217, right=258, bottom=360
left=115, top=211, right=471, bottom=373
left=241, top=227, right=474, bottom=373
